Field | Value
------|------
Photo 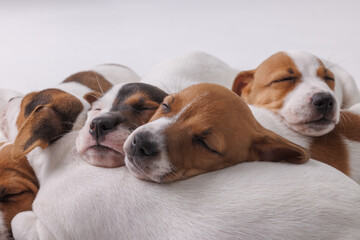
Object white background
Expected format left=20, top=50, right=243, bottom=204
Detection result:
left=1, top=0, right=360, bottom=93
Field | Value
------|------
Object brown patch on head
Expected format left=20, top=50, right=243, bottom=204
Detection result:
left=139, top=83, right=308, bottom=182
left=0, top=144, right=38, bottom=232
left=316, top=60, right=335, bottom=90
left=232, top=52, right=301, bottom=111
left=63, top=71, right=113, bottom=93
left=109, top=83, right=168, bottom=130
left=13, top=89, right=84, bottom=159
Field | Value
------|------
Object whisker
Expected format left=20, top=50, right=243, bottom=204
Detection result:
left=95, top=73, right=104, bottom=94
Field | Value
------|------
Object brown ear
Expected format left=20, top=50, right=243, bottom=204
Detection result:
left=249, top=129, right=309, bottom=164
left=83, top=91, right=103, bottom=105
left=232, top=70, right=255, bottom=96
left=12, top=105, right=62, bottom=159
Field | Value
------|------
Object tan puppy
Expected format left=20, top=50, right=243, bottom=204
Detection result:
left=124, top=83, right=309, bottom=183
left=0, top=143, right=38, bottom=238
left=232, top=51, right=360, bottom=136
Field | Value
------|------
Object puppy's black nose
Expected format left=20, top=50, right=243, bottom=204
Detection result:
left=90, top=116, right=118, bottom=140
left=131, top=132, right=158, bottom=158
left=311, top=93, right=335, bottom=115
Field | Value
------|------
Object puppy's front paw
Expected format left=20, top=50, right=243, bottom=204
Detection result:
left=11, top=211, right=39, bottom=240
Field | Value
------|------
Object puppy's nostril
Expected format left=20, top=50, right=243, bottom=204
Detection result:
left=311, top=93, right=335, bottom=115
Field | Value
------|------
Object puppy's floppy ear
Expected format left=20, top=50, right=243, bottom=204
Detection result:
left=232, top=70, right=255, bottom=96
left=12, top=105, right=63, bottom=159
left=248, top=129, right=309, bottom=164
left=83, top=91, right=102, bottom=105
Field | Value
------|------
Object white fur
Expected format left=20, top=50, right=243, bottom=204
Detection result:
left=11, top=130, right=360, bottom=240
left=0, top=97, right=22, bottom=142
left=0, top=213, right=9, bottom=240
left=92, top=64, right=141, bottom=84
left=0, top=89, right=22, bottom=113
left=141, top=51, right=238, bottom=93
left=322, top=59, right=360, bottom=108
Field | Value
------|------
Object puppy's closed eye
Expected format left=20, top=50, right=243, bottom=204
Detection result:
left=192, top=131, right=223, bottom=156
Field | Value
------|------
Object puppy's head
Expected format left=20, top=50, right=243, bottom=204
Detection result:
left=12, top=89, right=89, bottom=159
left=76, top=82, right=168, bottom=168
left=124, top=83, right=308, bottom=183
left=0, top=143, right=39, bottom=236
left=232, top=51, right=339, bottom=136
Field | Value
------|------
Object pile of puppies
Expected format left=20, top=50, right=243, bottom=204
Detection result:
left=1, top=51, right=360, bottom=240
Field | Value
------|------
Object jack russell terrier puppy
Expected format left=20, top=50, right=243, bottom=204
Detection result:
left=0, top=143, right=38, bottom=240
left=141, top=51, right=238, bottom=93
left=250, top=103, right=360, bottom=183
left=232, top=51, right=360, bottom=136
left=11, top=107, right=360, bottom=239
left=0, top=64, right=140, bottom=159
left=124, top=83, right=308, bottom=183
left=76, top=82, right=168, bottom=168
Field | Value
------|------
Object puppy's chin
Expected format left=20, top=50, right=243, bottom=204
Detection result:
left=124, top=156, right=164, bottom=183
left=81, top=147, right=125, bottom=168
left=286, top=120, right=336, bottom=136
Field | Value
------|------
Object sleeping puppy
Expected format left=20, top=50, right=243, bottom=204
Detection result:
left=124, top=83, right=308, bottom=183
left=76, top=82, right=168, bottom=168
left=232, top=51, right=360, bottom=136
left=0, top=143, right=38, bottom=239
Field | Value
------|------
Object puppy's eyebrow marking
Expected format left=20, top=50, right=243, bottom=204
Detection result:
left=2, top=168, right=39, bottom=188
left=288, top=68, right=294, bottom=74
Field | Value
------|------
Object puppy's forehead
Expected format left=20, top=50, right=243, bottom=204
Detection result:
left=284, top=51, right=322, bottom=77
left=22, top=89, right=69, bottom=117
left=257, top=52, right=298, bottom=75
left=112, top=83, right=167, bottom=107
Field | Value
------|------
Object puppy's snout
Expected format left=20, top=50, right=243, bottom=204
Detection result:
left=90, top=116, right=118, bottom=140
left=131, top=132, right=159, bottom=158
left=311, top=92, right=334, bottom=115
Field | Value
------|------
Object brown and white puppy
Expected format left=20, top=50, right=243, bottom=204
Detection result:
left=0, top=143, right=38, bottom=239
left=76, top=82, right=168, bottom=168
left=1, top=65, right=140, bottom=159
left=124, top=83, right=309, bottom=183
left=232, top=51, right=360, bottom=136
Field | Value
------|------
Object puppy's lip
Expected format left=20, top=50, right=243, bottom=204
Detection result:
left=303, top=117, right=334, bottom=125
left=89, top=145, right=124, bottom=156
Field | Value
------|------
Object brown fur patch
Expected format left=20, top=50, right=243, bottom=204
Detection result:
left=233, top=52, right=301, bottom=111
left=13, top=89, right=84, bottom=158
left=309, top=111, right=360, bottom=176
left=0, top=144, right=38, bottom=232
left=316, top=61, right=335, bottom=90
left=63, top=71, right=113, bottom=93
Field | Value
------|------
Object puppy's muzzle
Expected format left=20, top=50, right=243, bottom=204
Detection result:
left=130, top=132, right=159, bottom=161
left=311, top=92, right=335, bottom=117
